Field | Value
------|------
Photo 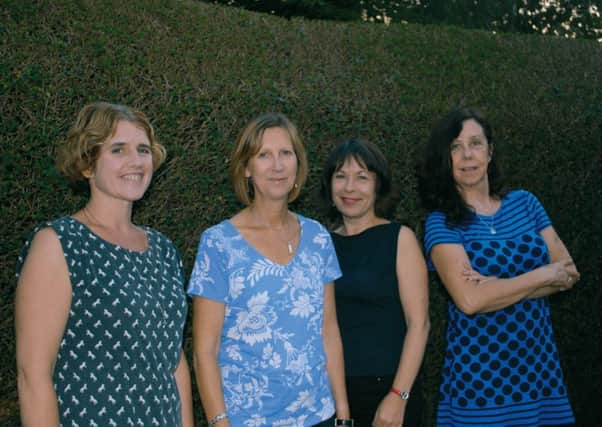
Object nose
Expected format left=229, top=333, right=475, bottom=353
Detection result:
left=273, top=154, right=285, bottom=171
left=343, top=176, right=354, bottom=191
left=128, top=150, right=145, bottom=167
left=461, top=145, right=474, bottom=159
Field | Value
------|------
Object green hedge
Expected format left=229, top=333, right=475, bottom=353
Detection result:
left=1, top=0, right=600, bottom=425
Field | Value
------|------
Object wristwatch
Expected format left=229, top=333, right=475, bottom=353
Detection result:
left=334, top=419, right=354, bottom=426
left=390, top=387, right=410, bottom=400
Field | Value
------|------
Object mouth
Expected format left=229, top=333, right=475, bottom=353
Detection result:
left=340, top=197, right=361, bottom=204
left=460, top=166, right=479, bottom=172
left=121, top=174, right=144, bottom=181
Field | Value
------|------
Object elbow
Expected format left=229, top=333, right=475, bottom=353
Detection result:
left=454, top=295, right=481, bottom=316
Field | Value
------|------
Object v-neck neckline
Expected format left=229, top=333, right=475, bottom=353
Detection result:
left=225, top=213, right=302, bottom=267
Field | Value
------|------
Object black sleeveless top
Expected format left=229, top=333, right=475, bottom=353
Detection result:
left=331, top=222, right=407, bottom=376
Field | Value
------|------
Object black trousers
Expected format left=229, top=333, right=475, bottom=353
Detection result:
left=346, top=375, right=423, bottom=427
left=312, top=415, right=336, bottom=426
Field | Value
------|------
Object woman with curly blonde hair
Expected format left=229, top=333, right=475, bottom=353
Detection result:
left=15, top=102, right=193, bottom=427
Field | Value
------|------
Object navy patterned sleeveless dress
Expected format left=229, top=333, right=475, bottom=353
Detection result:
left=17, top=216, right=188, bottom=427
left=424, top=190, right=574, bottom=427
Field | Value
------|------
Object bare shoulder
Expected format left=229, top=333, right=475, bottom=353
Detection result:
left=397, top=225, right=420, bottom=247
left=18, top=226, right=69, bottom=290
left=25, top=227, right=64, bottom=261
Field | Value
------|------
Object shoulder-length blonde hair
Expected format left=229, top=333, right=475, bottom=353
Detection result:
left=229, top=112, right=308, bottom=205
left=57, top=102, right=166, bottom=183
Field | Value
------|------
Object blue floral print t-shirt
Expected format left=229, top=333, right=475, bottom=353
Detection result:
left=188, top=213, right=342, bottom=427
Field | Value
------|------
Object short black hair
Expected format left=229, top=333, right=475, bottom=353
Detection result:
left=320, top=138, right=394, bottom=222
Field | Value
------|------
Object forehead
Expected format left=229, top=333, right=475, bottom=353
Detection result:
left=258, top=126, right=292, bottom=147
left=457, top=119, right=486, bottom=139
left=110, top=120, right=149, bottom=142
left=336, top=155, right=369, bottom=172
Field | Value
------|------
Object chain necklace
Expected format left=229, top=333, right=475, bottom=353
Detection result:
left=477, top=213, right=496, bottom=234
left=278, top=215, right=295, bottom=254
left=249, top=209, right=297, bottom=255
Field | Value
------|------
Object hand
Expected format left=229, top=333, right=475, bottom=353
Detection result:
left=547, top=259, right=579, bottom=291
left=462, top=263, right=495, bottom=285
left=372, top=392, right=405, bottom=427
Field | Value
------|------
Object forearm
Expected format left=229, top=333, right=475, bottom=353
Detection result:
left=18, top=373, right=60, bottom=427
left=194, top=352, right=230, bottom=427
left=174, top=352, right=194, bottom=427
left=323, top=329, right=350, bottom=419
left=392, top=319, right=430, bottom=392
left=462, top=265, right=557, bottom=314
left=526, top=284, right=565, bottom=299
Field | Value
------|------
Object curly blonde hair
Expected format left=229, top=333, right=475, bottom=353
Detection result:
left=57, top=102, right=166, bottom=182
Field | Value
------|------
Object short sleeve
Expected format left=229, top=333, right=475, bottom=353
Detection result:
left=525, top=191, right=552, bottom=232
left=424, top=211, right=463, bottom=270
left=321, top=229, right=342, bottom=284
left=187, top=228, right=229, bottom=302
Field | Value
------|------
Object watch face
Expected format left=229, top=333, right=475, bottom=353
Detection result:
left=400, top=391, right=410, bottom=400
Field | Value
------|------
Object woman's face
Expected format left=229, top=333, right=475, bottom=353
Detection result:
left=245, top=127, right=298, bottom=203
left=450, top=119, right=492, bottom=191
left=86, top=120, right=154, bottom=203
left=331, top=157, right=377, bottom=221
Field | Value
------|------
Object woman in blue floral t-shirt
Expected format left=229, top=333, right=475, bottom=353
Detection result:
left=188, top=113, right=351, bottom=427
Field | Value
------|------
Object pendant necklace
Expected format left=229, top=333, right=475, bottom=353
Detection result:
left=283, top=216, right=294, bottom=254
left=477, top=213, right=496, bottom=234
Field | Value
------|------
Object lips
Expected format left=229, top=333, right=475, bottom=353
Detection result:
left=121, top=174, right=144, bottom=181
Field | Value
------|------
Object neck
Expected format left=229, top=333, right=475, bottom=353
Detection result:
left=247, top=201, right=290, bottom=229
left=459, top=186, right=497, bottom=215
left=81, top=196, right=134, bottom=231
left=340, top=211, right=383, bottom=236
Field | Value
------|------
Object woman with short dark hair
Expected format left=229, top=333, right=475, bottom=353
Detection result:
left=321, top=138, right=429, bottom=427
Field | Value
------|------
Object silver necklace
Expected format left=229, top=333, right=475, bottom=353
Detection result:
left=477, top=213, right=496, bottom=234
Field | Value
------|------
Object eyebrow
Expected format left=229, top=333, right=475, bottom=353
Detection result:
left=109, top=141, right=152, bottom=148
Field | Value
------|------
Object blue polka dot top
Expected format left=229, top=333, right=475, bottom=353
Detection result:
left=425, top=190, right=575, bottom=427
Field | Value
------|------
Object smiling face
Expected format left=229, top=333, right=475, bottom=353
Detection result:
left=331, top=156, right=377, bottom=221
left=450, top=118, right=493, bottom=191
left=86, top=120, right=154, bottom=203
left=245, top=126, right=298, bottom=203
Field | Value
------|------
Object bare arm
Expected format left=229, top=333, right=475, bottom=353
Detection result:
left=323, top=283, right=351, bottom=420
left=373, top=227, right=430, bottom=427
left=192, top=297, right=230, bottom=426
left=174, top=350, right=194, bottom=427
left=525, top=226, right=579, bottom=298
left=431, top=239, right=575, bottom=315
left=15, top=228, right=71, bottom=427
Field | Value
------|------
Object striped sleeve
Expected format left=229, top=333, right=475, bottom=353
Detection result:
left=424, top=211, right=463, bottom=270
left=524, top=190, right=552, bottom=231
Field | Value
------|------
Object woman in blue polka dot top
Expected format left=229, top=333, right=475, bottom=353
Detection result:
left=417, top=107, right=579, bottom=427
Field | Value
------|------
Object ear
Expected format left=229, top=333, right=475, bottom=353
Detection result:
left=82, top=168, right=94, bottom=179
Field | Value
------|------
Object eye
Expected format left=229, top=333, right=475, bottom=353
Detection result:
left=333, top=172, right=345, bottom=179
left=450, top=143, right=461, bottom=152
left=111, top=147, right=124, bottom=154
left=282, top=149, right=295, bottom=156
left=138, top=146, right=152, bottom=154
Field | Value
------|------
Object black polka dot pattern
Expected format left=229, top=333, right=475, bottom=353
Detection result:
left=429, top=191, right=575, bottom=426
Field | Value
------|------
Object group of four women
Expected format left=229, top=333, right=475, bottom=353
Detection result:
left=15, top=102, right=579, bottom=427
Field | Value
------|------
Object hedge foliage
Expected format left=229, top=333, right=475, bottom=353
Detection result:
left=1, top=0, right=601, bottom=425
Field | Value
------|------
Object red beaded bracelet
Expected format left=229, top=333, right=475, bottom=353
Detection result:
left=390, top=387, right=410, bottom=400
